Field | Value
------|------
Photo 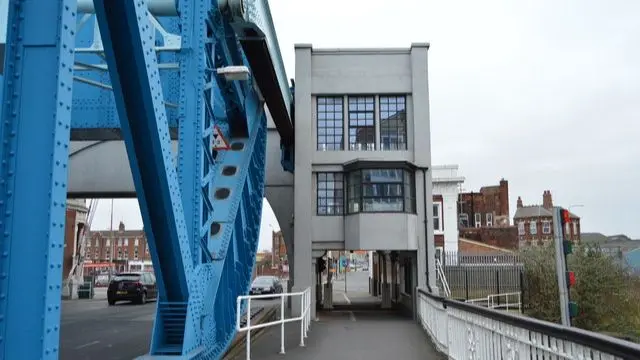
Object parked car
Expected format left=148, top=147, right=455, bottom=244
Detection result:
left=250, top=276, right=283, bottom=296
left=107, top=272, right=157, bottom=305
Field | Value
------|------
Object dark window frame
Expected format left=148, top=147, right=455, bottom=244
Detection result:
left=316, top=96, right=344, bottom=151
left=347, top=95, right=376, bottom=151
left=316, top=172, right=345, bottom=216
left=379, top=95, right=408, bottom=151
left=346, top=167, right=416, bottom=215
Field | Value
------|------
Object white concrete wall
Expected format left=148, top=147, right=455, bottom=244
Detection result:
left=293, top=44, right=314, bottom=317
left=344, top=213, right=418, bottom=250
left=432, top=165, right=465, bottom=255
left=294, top=43, right=434, bottom=299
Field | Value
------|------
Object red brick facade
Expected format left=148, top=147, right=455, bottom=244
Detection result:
left=459, top=227, right=519, bottom=250
left=458, top=179, right=510, bottom=228
left=86, top=221, right=150, bottom=264
left=63, top=209, right=77, bottom=279
left=514, top=191, right=581, bottom=245
left=458, top=238, right=514, bottom=253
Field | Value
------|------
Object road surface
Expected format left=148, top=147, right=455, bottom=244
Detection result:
left=60, top=288, right=284, bottom=359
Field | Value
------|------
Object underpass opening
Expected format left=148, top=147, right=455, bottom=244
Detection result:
left=315, top=249, right=418, bottom=316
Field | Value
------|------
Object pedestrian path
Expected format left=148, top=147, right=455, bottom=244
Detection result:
left=228, top=309, right=445, bottom=360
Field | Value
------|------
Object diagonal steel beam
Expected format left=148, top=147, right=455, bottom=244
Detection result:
left=93, top=0, right=192, bottom=303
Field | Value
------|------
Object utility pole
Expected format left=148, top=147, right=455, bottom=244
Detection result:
left=552, top=207, right=571, bottom=326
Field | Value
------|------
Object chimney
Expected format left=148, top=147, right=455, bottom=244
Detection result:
left=542, top=190, right=553, bottom=209
left=499, top=178, right=509, bottom=218
left=118, top=221, right=125, bottom=232
left=516, top=196, right=523, bottom=208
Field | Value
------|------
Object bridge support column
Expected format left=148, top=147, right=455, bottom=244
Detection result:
left=390, top=252, right=398, bottom=302
left=0, top=1, right=78, bottom=358
left=315, top=262, right=323, bottom=309
left=381, top=252, right=392, bottom=309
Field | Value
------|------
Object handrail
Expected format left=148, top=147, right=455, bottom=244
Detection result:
left=236, top=287, right=311, bottom=360
left=417, top=288, right=640, bottom=359
left=435, top=259, right=451, bottom=297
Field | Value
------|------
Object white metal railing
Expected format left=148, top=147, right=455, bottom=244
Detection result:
left=465, top=291, right=522, bottom=313
left=435, top=258, right=451, bottom=297
left=487, top=291, right=521, bottom=312
left=236, top=287, right=311, bottom=360
left=418, top=288, right=640, bottom=359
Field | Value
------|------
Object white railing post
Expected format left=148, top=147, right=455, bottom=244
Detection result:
left=235, top=287, right=313, bottom=357
left=299, top=292, right=305, bottom=346
left=305, top=289, right=310, bottom=336
left=280, top=295, right=285, bottom=354
left=246, top=297, right=251, bottom=360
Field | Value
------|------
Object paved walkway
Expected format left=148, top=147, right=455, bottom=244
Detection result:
left=229, top=309, right=445, bottom=360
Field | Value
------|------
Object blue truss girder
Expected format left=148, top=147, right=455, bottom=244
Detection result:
left=0, top=0, right=77, bottom=358
left=175, top=0, right=207, bottom=267
left=92, top=0, right=268, bottom=358
left=92, top=0, right=192, bottom=309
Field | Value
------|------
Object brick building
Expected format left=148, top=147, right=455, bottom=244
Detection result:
left=458, top=178, right=510, bottom=228
left=513, top=190, right=581, bottom=245
left=63, top=199, right=89, bottom=280
left=272, top=230, right=287, bottom=263
left=86, top=221, right=150, bottom=272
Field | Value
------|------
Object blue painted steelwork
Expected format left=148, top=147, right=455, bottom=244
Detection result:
left=90, top=0, right=270, bottom=358
left=0, top=0, right=77, bottom=358
left=0, top=0, right=289, bottom=357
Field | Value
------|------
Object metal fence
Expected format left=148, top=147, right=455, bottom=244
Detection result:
left=440, top=251, right=523, bottom=300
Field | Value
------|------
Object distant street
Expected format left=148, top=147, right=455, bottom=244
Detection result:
left=331, top=271, right=377, bottom=305
left=60, top=285, right=285, bottom=359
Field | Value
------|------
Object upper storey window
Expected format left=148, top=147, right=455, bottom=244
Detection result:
left=317, top=172, right=344, bottom=215
left=347, top=168, right=415, bottom=213
left=379, top=96, right=407, bottom=150
left=348, top=96, right=375, bottom=151
left=317, top=97, right=344, bottom=151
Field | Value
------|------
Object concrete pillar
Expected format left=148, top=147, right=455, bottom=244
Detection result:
left=323, top=282, right=333, bottom=310
left=390, top=252, right=398, bottom=302
left=381, top=253, right=392, bottom=308
left=442, top=192, right=459, bottom=255
left=410, top=43, right=435, bottom=295
left=315, top=268, right=322, bottom=308
left=292, top=44, right=314, bottom=317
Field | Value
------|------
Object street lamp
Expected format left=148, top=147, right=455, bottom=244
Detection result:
left=216, top=65, right=250, bottom=81
left=568, top=204, right=584, bottom=213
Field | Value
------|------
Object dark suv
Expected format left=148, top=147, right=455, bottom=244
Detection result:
left=107, top=272, right=157, bottom=305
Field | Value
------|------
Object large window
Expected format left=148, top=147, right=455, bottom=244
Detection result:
left=346, top=168, right=415, bottom=213
left=348, top=96, right=375, bottom=151
left=316, top=172, right=344, bottom=215
left=317, top=97, right=344, bottom=151
left=459, top=213, right=469, bottom=227
left=433, top=203, right=442, bottom=231
left=379, top=95, right=407, bottom=150
left=530, top=220, right=537, bottom=235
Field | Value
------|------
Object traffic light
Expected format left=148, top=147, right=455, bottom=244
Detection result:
left=560, top=208, right=571, bottom=225
left=566, top=271, right=576, bottom=287
left=556, top=207, right=578, bottom=322
left=559, top=208, right=573, bottom=254
left=317, top=258, right=326, bottom=273
left=568, top=301, right=579, bottom=317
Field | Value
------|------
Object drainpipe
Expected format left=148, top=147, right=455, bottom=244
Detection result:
left=418, top=167, right=432, bottom=292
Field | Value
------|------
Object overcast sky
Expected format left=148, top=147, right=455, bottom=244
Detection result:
left=91, top=0, right=640, bottom=243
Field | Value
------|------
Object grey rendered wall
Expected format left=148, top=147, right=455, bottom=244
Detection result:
left=410, top=44, right=436, bottom=291
left=292, top=44, right=314, bottom=317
